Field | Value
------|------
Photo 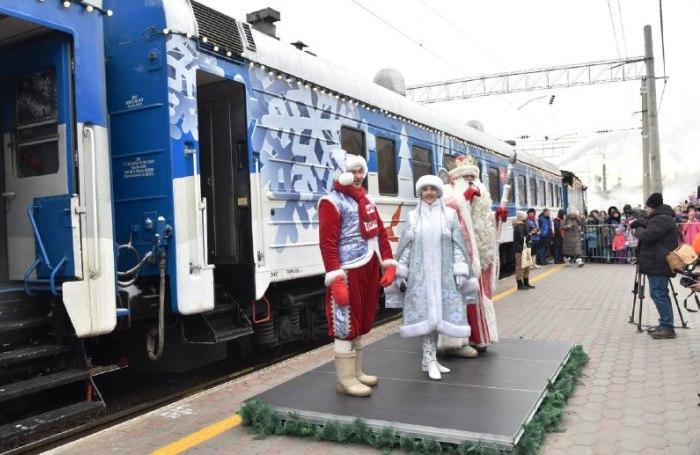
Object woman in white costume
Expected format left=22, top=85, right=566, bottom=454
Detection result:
left=388, top=175, right=478, bottom=380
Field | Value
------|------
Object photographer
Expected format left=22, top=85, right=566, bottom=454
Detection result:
left=632, top=193, right=679, bottom=339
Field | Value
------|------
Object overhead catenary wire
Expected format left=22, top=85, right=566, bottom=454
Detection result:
left=657, top=0, right=668, bottom=113
left=348, top=0, right=548, bottom=132
left=606, top=0, right=622, bottom=58
left=616, top=0, right=628, bottom=57
left=347, top=0, right=465, bottom=74
left=416, top=0, right=502, bottom=68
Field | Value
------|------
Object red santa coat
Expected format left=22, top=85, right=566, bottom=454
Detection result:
left=442, top=189, right=499, bottom=347
left=318, top=193, right=394, bottom=341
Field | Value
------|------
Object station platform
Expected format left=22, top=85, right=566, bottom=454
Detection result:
left=47, top=264, right=700, bottom=455
left=248, top=334, right=573, bottom=450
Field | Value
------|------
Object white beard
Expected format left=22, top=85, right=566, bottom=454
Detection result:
left=452, top=177, right=497, bottom=270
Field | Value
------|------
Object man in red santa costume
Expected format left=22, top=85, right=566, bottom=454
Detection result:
left=318, top=149, right=396, bottom=397
left=439, top=155, right=506, bottom=357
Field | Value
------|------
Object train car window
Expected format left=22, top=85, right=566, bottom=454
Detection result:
left=548, top=183, right=554, bottom=206
left=508, top=173, right=515, bottom=204
left=412, top=145, right=432, bottom=194
left=539, top=181, right=546, bottom=207
left=488, top=167, right=501, bottom=200
left=556, top=186, right=561, bottom=207
left=518, top=175, right=527, bottom=205
left=443, top=154, right=456, bottom=173
left=376, top=137, right=398, bottom=195
left=529, top=177, right=538, bottom=206
left=340, top=126, right=366, bottom=159
left=15, top=67, right=60, bottom=178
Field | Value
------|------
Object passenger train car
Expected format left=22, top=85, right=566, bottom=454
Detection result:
left=0, top=1, right=585, bottom=446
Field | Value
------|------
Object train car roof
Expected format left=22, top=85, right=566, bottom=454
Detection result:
left=164, top=0, right=561, bottom=176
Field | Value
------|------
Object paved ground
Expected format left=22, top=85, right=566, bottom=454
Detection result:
left=48, top=264, right=700, bottom=455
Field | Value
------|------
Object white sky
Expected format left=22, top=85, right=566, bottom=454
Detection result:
left=202, top=0, right=700, bottom=208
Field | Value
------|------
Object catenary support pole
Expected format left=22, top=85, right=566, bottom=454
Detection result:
left=641, top=77, right=651, bottom=200
left=644, top=25, right=662, bottom=193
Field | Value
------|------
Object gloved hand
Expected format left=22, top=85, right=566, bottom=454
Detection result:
left=455, top=275, right=467, bottom=290
left=495, top=207, right=509, bottom=222
left=463, top=185, right=481, bottom=202
left=398, top=279, right=407, bottom=293
left=379, top=265, right=396, bottom=288
left=330, top=277, right=350, bottom=306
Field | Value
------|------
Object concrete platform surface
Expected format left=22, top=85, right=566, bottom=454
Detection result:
left=46, top=264, right=700, bottom=454
left=251, top=335, right=573, bottom=449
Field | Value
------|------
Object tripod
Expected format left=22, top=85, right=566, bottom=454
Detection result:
left=629, top=264, right=688, bottom=332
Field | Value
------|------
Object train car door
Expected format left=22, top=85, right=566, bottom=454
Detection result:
left=197, top=78, right=253, bottom=267
left=0, top=35, right=77, bottom=282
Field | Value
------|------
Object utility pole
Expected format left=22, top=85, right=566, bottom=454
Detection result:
left=644, top=25, right=662, bottom=193
left=602, top=149, right=608, bottom=201
left=641, top=77, right=651, bottom=199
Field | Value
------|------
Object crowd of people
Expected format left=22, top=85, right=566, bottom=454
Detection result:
left=512, top=193, right=700, bottom=281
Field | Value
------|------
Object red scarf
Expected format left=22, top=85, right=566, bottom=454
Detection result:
left=333, top=182, right=380, bottom=239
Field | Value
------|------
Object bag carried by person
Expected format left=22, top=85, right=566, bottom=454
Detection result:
left=666, top=244, right=698, bottom=272
left=521, top=238, right=534, bottom=269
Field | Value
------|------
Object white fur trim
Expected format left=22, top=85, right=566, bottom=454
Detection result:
left=381, top=259, right=398, bottom=270
left=324, top=269, right=347, bottom=286
left=338, top=172, right=354, bottom=186
left=345, top=154, right=368, bottom=174
left=453, top=262, right=470, bottom=276
left=437, top=335, right=465, bottom=351
left=415, top=175, right=444, bottom=197
left=437, top=321, right=471, bottom=338
left=317, top=195, right=338, bottom=211
left=395, top=262, right=409, bottom=278
left=448, top=164, right=480, bottom=178
left=399, top=320, right=433, bottom=338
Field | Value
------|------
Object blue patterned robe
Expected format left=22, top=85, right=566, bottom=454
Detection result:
left=386, top=201, right=477, bottom=338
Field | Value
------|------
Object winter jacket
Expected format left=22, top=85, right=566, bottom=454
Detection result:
left=682, top=219, right=700, bottom=245
left=634, top=204, right=678, bottom=277
left=526, top=216, right=540, bottom=242
left=561, top=215, right=584, bottom=256
left=538, top=213, right=552, bottom=237
left=513, top=218, right=531, bottom=252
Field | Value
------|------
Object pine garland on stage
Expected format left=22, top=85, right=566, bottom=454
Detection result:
left=239, top=345, right=589, bottom=454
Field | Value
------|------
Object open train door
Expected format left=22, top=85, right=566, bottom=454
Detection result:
left=1, top=32, right=115, bottom=337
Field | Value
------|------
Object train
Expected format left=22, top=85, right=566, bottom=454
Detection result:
left=0, top=0, right=586, bottom=447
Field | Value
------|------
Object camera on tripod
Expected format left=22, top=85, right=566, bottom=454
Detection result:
left=677, top=262, right=698, bottom=289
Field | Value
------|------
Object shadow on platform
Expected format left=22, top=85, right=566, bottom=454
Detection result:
left=249, top=334, right=573, bottom=450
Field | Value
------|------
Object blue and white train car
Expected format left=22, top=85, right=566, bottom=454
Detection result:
left=0, top=1, right=581, bottom=444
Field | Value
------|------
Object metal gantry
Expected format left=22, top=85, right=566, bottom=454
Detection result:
left=405, top=57, right=647, bottom=104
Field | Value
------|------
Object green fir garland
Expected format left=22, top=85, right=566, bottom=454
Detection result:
left=239, top=344, right=588, bottom=454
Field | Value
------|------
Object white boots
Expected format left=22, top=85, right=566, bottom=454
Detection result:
left=335, top=351, right=372, bottom=396
left=422, top=332, right=450, bottom=380
left=353, top=338, right=378, bottom=387
left=334, top=338, right=377, bottom=397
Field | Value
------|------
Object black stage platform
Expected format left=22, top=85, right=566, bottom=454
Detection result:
left=250, top=334, right=573, bottom=450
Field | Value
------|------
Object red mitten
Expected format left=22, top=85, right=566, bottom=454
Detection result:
left=463, top=186, right=481, bottom=202
left=379, top=265, right=396, bottom=288
left=330, top=277, right=350, bottom=306
left=495, top=207, right=508, bottom=222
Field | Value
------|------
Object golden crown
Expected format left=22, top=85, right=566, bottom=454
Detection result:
left=449, top=154, right=478, bottom=171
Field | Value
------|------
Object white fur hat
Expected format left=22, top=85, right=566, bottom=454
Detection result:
left=415, top=174, right=444, bottom=197
left=332, top=149, right=368, bottom=186
left=448, top=155, right=480, bottom=179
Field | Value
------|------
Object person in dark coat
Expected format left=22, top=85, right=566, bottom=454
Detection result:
left=562, top=209, right=585, bottom=266
left=633, top=193, right=679, bottom=339
left=513, top=211, right=534, bottom=290
left=552, top=209, right=565, bottom=263
left=526, top=208, right=541, bottom=268
left=537, top=209, right=552, bottom=265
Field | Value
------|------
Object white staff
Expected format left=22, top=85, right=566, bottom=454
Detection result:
left=493, top=148, right=517, bottom=283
